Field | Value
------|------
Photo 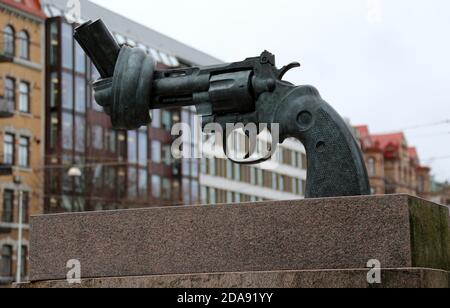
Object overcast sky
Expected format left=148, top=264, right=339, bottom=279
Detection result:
left=91, top=0, right=450, bottom=182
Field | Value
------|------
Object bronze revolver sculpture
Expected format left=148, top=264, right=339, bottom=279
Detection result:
left=74, top=19, right=370, bottom=198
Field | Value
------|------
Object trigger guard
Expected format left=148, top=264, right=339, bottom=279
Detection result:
left=223, top=131, right=278, bottom=166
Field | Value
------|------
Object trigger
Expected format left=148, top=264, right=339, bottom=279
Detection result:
left=277, top=62, right=301, bottom=80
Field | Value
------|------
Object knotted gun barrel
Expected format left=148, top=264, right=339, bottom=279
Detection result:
left=74, top=19, right=371, bottom=198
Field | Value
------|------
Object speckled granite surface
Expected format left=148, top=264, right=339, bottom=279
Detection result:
left=29, top=195, right=450, bottom=283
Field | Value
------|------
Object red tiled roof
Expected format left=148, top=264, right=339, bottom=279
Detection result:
left=409, top=147, right=418, bottom=160
left=370, top=133, right=406, bottom=150
left=0, top=0, right=46, bottom=19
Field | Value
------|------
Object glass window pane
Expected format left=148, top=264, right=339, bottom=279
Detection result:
left=19, top=31, right=29, bottom=60
left=3, top=133, right=14, bottom=165
left=107, top=130, right=116, bottom=153
left=5, top=77, right=15, bottom=109
left=62, top=72, right=73, bottom=110
left=151, top=110, right=161, bottom=128
left=2, top=190, right=14, bottom=223
left=128, top=131, right=137, bottom=164
left=50, top=73, right=59, bottom=108
left=162, top=145, right=171, bottom=166
left=128, top=167, right=137, bottom=198
left=62, top=112, right=73, bottom=150
left=75, top=115, right=85, bottom=152
left=162, top=178, right=171, bottom=200
left=19, top=82, right=30, bottom=113
left=50, top=112, right=59, bottom=149
left=92, top=125, right=103, bottom=150
left=182, top=178, right=190, bottom=204
left=139, top=169, right=147, bottom=197
left=1, top=245, right=13, bottom=277
left=151, top=140, right=161, bottom=163
left=138, top=132, right=147, bottom=166
left=191, top=180, right=199, bottom=203
left=75, top=42, right=86, bottom=74
left=75, top=76, right=86, bottom=113
left=62, top=23, right=73, bottom=69
left=19, top=137, right=29, bottom=167
left=49, top=22, right=59, bottom=66
left=162, top=111, right=171, bottom=130
left=152, top=175, right=161, bottom=198
left=3, top=26, right=15, bottom=56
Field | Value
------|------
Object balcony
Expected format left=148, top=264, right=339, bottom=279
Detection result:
left=0, top=155, right=13, bottom=176
left=0, top=96, right=14, bottom=118
left=0, top=42, right=14, bottom=63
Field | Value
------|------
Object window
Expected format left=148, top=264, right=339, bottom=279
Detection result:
left=418, top=176, right=425, bottom=193
left=107, top=130, right=116, bottom=153
left=209, top=188, right=217, bottom=204
left=62, top=112, right=73, bottom=150
left=301, top=153, right=307, bottom=169
left=151, top=110, right=161, bottom=128
left=162, top=111, right=171, bottom=130
left=162, top=178, right=171, bottom=200
left=75, top=42, right=86, bottom=74
left=50, top=112, right=58, bottom=149
left=138, top=131, right=147, bottom=166
left=368, top=158, right=376, bottom=177
left=3, top=25, right=15, bottom=56
left=20, top=246, right=28, bottom=278
left=62, top=72, right=73, bottom=109
left=18, top=137, right=29, bottom=167
left=162, top=145, right=171, bottom=166
left=4, top=133, right=14, bottom=165
left=151, top=140, right=161, bottom=163
left=75, top=115, right=85, bottom=152
left=19, top=82, right=30, bottom=113
left=50, top=73, right=59, bottom=108
left=75, top=76, right=86, bottom=113
left=2, top=190, right=14, bottom=223
left=271, top=174, right=278, bottom=190
left=182, top=178, right=190, bottom=204
left=92, top=125, right=103, bottom=150
left=62, top=23, right=73, bottom=69
left=5, top=77, right=15, bottom=110
left=127, top=131, right=137, bottom=163
left=18, top=31, right=29, bottom=60
left=191, top=180, right=199, bottom=203
left=22, top=192, right=30, bottom=224
left=138, top=169, right=147, bottom=197
left=152, top=175, right=161, bottom=198
left=49, top=22, right=59, bottom=66
left=127, top=167, right=137, bottom=198
left=1, top=245, right=13, bottom=277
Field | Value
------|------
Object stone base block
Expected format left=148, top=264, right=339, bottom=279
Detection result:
left=30, top=195, right=450, bottom=282
left=18, top=268, right=450, bottom=288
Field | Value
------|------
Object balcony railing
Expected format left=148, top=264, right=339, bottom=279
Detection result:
left=0, top=155, right=13, bottom=176
left=0, top=42, right=14, bottom=63
left=0, top=96, right=14, bottom=118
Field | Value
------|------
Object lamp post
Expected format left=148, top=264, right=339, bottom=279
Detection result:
left=68, top=166, right=82, bottom=212
left=16, top=190, right=23, bottom=284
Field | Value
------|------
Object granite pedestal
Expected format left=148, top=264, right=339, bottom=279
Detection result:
left=23, top=195, right=450, bottom=288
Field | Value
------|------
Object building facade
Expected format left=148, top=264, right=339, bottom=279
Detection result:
left=0, top=0, right=45, bottom=284
left=424, top=180, right=450, bottom=207
left=354, top=125, right=431, bottom=197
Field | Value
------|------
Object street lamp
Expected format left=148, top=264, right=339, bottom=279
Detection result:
left=68, top=166, right=82, bottom=178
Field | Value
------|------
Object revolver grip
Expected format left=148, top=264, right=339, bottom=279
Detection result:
left=274, top=86, right=370, bottom=198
